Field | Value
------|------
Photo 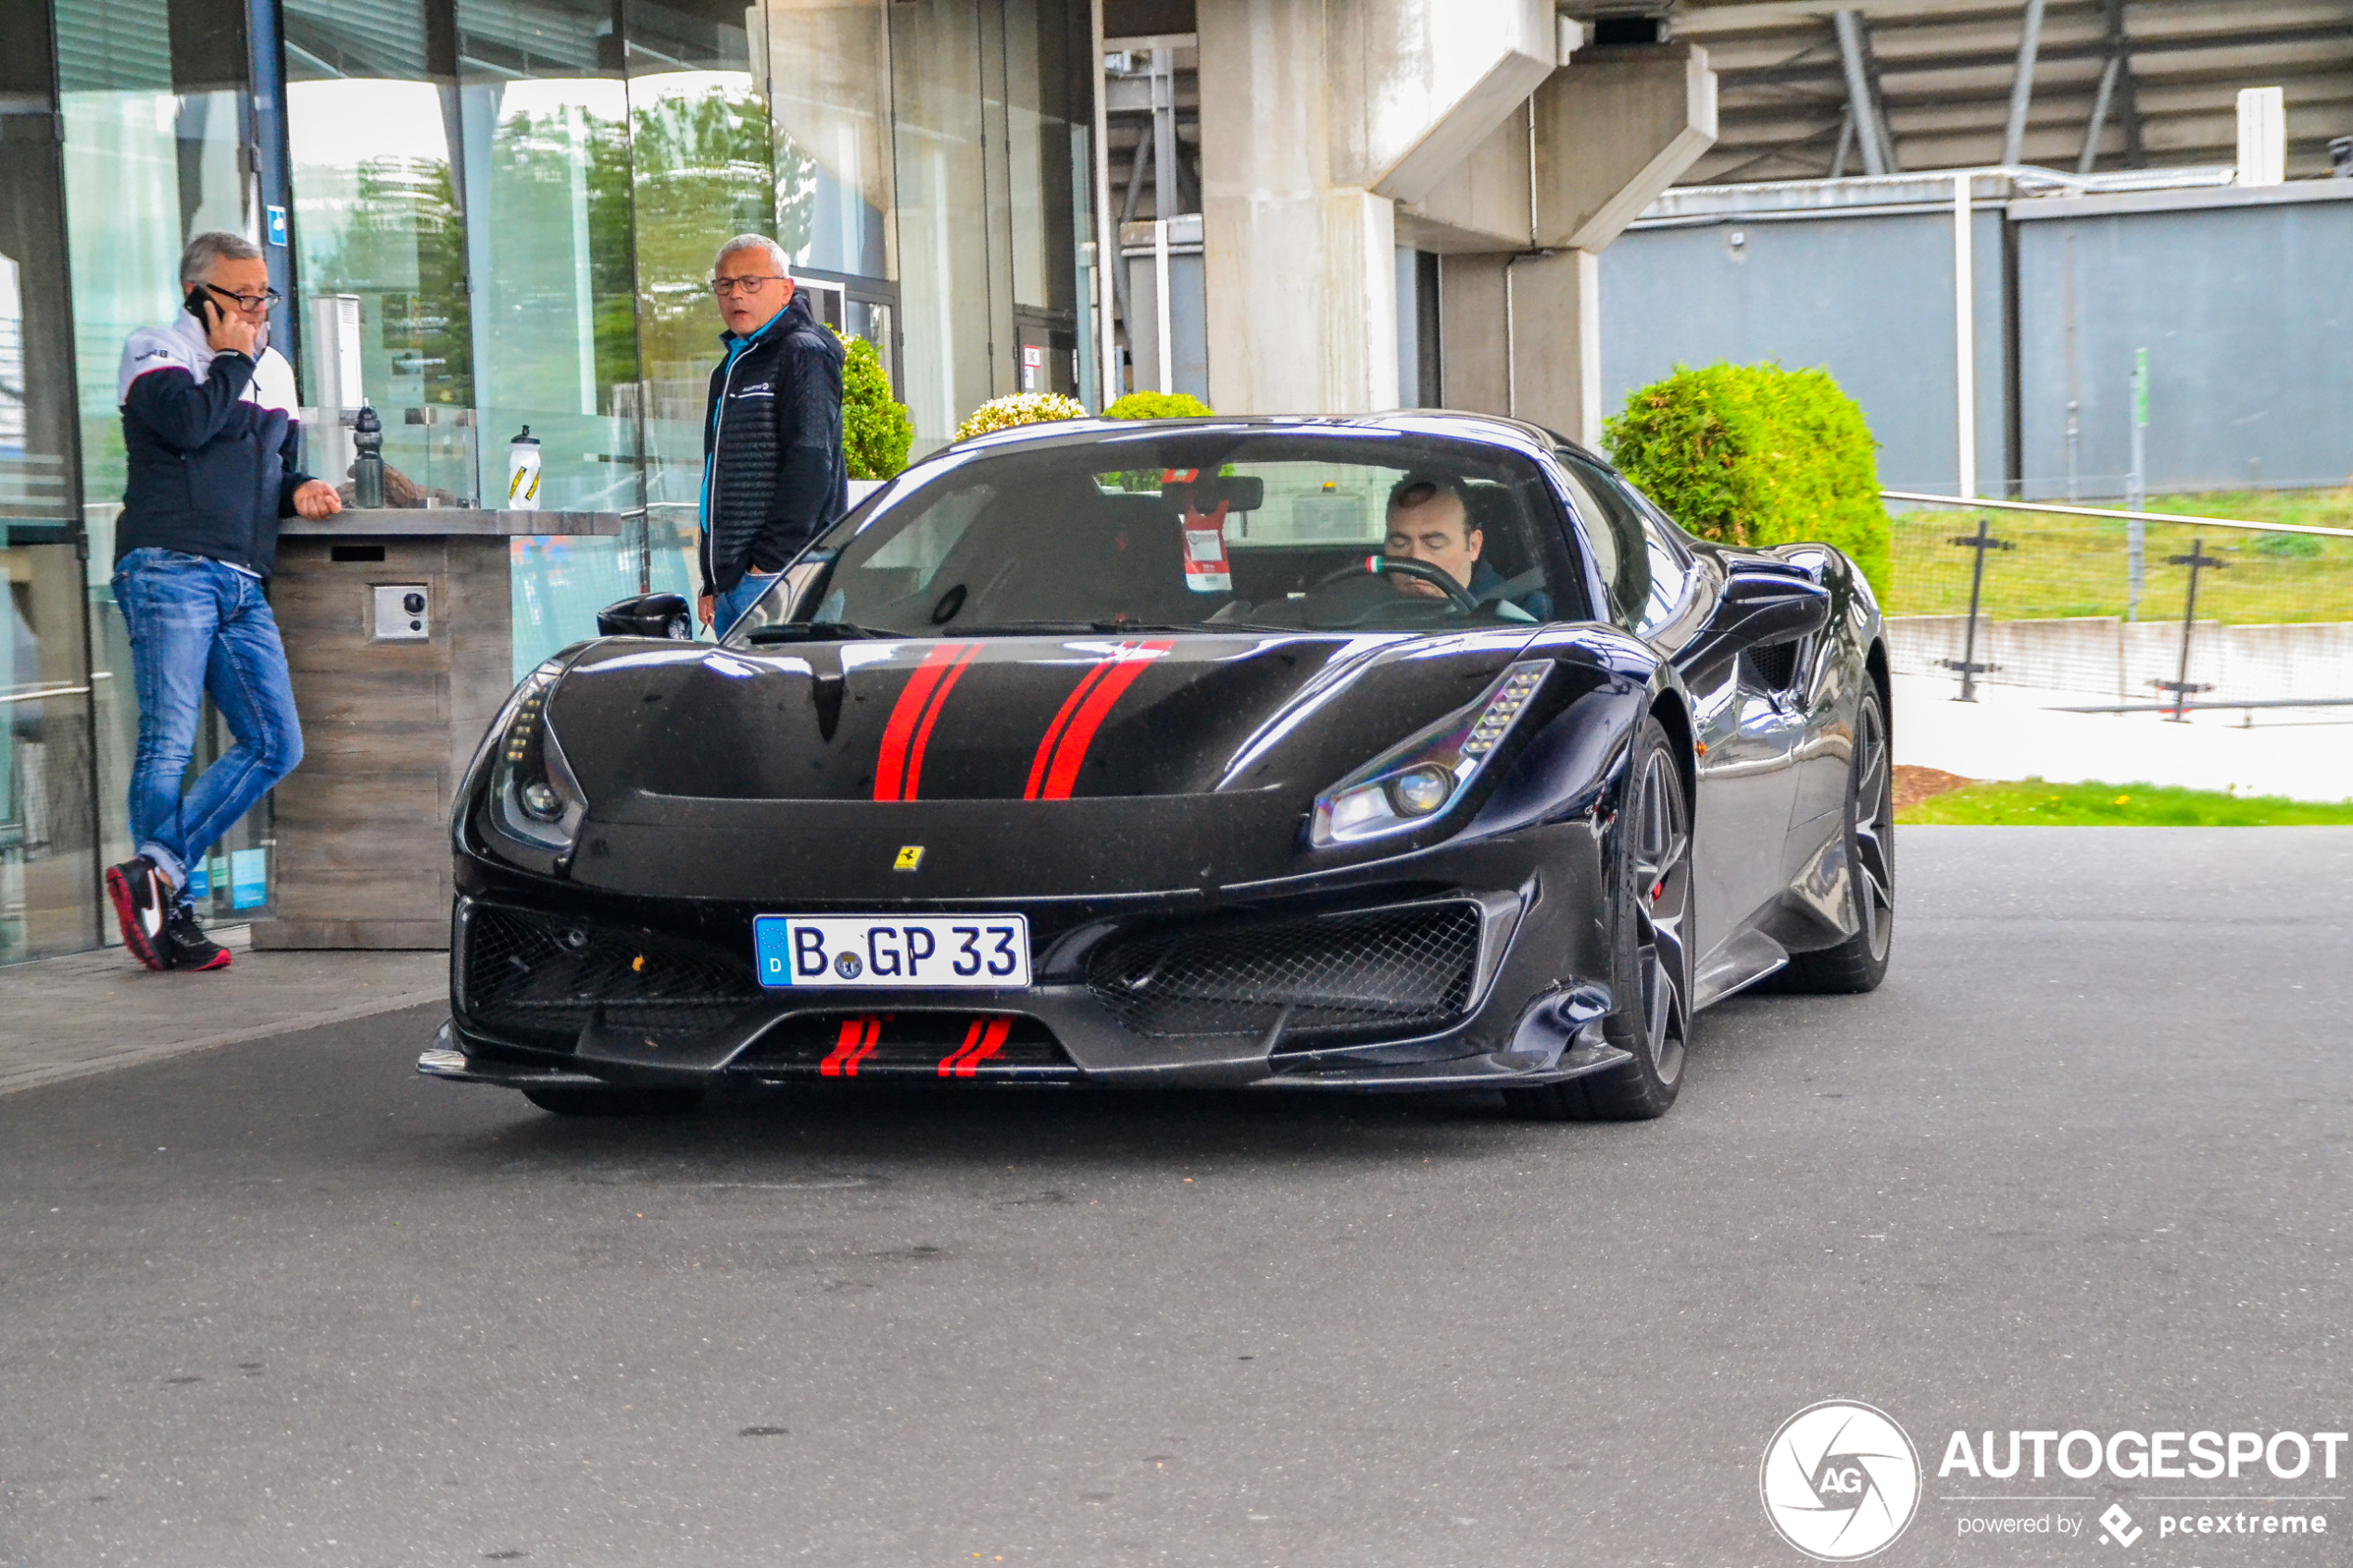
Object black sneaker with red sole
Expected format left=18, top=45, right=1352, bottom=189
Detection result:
left=161, top=904, right=231, bottom=972
left=106, top=856, right=171, bottom=971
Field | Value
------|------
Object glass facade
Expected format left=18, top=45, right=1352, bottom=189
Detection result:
left=8, top=0, right=1098, bottom=961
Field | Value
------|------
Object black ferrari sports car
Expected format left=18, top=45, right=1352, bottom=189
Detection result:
left=418, top=411, right=1893, bottom=1121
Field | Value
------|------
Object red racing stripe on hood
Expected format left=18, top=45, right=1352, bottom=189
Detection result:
left=874, top=643, right=973, bottom=801
left=900, top=643, right=979, bottom=800
left=1028, top=641, right=1174, bottom=801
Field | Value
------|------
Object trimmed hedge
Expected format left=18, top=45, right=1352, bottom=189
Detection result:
left=1602, top=361, right=1891, bottom=596
left=1104, top=390, right=1213, bottom=420
left=836, top=331, right=913, bottom=481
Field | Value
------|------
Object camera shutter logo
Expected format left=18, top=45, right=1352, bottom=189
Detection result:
left=1760, top=1400, right=1921, bottom=1561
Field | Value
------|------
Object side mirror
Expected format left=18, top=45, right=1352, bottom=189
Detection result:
left=1718, top=571, right=1831, bottom=645
left=597, top=592, right=692, bottom=640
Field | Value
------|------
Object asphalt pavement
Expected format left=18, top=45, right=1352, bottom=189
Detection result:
left=4, top=827, right=2349, bottom=1568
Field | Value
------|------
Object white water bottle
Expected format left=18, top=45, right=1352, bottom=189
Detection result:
left=506, top=426, right=541, bottom=511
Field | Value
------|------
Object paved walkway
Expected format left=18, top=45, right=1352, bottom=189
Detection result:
left=1893, top=672, right=2353, bottom=799
left=0, top=927, right=444, bottom=1096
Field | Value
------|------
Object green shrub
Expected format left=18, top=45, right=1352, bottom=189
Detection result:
left=954, top=392, right=1090, bottom=444
left=1104, top=390, right=1213, bottom=420
left=1603, top=361, right=1891, bottom=597
left=834, top=330, right=913, bottom=480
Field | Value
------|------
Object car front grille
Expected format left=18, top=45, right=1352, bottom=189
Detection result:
left=1085, top=899, right=1483, bottom=1041
left=736, top=1012, right=1074, bottom=1078
left=459, top=902, right=763, bottom=1047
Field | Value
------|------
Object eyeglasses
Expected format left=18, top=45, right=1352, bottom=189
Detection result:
left=710, top=275, right=787, bottom=297
left=204, top=282, right=283, bottom=312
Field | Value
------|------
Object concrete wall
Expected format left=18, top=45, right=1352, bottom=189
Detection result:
left=1887, top=615, right=2353, bottom=704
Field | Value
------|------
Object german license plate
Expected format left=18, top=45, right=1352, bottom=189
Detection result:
left=752, top=914, right=1032, bottom=989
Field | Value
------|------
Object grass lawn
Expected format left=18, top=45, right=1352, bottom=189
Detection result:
left=1897, top=777, right=2353, bottom=826
left=1885, top=487, right=2353, bottom=625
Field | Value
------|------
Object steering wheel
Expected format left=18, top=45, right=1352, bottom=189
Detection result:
left=1311, top=554, right=1481, bottom=614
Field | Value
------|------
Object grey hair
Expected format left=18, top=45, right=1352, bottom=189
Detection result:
left=711, top=233, right=790, bottom=276
left=180, top=231, right=264, bottom=289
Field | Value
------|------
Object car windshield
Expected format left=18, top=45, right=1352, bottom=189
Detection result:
left=725, top=430, right=1579, bottom=642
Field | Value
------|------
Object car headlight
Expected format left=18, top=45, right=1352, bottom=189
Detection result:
left=479, top=659, right=588, bottom=866
left=1311, top=661, right=1549, bottom=847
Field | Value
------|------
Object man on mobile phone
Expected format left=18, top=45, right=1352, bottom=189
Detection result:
left=103, top=231, right=342, bottom=972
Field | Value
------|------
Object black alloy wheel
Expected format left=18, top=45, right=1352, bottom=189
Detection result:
left=1506, top=715, right=1693, bottom=1122
left=1778, top=683, right=1894, bottom=993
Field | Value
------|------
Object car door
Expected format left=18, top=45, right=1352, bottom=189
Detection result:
left=1554, top=454, right=1806, bottom=963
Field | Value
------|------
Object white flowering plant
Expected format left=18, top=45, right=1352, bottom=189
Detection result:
left=953, top=392, right=1090, bottom=444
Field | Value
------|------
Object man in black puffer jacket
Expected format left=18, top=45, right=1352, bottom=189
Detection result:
left=699, top=234, right=847, bottom=633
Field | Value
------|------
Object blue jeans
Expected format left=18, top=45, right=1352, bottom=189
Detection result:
left=712, top=571, right=781, bottom=636
left=113, top=548, right=304, bottom=897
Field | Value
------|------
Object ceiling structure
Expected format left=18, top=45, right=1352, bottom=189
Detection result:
left=1666, top=0, right=2353, bottom=183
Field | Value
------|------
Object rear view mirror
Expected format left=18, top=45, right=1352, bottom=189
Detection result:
left=1163, top=476, right=1265, bottom=513
left=597, top=592, right=692, bottom=640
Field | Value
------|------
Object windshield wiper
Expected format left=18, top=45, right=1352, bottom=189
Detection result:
left=741, top=621, right=888, bottom=645
left=950, top=619, right=1293, bottom=636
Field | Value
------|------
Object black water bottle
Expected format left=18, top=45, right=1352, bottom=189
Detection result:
left=352, top=404, right=384, bottom=508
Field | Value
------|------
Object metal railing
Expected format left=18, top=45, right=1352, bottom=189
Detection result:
left=1880, top=492, right=2353, bottom=717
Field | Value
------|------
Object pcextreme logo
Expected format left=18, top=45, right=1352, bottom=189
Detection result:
left=1761, top=1400, right=1923, bottom=1561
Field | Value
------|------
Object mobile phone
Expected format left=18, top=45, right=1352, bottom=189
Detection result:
left=184, top=287, right=215, bottom=327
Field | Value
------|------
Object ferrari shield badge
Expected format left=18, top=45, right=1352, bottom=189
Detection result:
left=893, top=846, right=925, bottom=872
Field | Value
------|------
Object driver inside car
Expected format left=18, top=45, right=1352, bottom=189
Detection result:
left=1383, top=475, right=1552, bottom=621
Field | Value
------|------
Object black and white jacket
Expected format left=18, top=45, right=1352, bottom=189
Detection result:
left=113, top=310, right=314, bottom=578
left=699, top=291, right=848, bottom=596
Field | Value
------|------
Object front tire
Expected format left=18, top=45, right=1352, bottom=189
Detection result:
left=1505, top=715, right=1693, bottom=1123
left=1778, top=683, right=1894, bottom=994
left=521, top=1085, right=706, bottom=1117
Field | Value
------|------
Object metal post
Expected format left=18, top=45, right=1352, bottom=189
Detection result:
left=1832, top=12, right=1890, bottom=178
left=1151, top=46, right=1176, bottom=222
left=2063, top=232, right=2080, bottom=500
left=1941, top=517, right=2012, bottom=702
left=2127, top=345, right=2147, bottom=621
left=2156, top=539, right=2225, bottom=721
left=1953, top=172, right=1975, bottom=500
left=2078, top=53, right=2120, bottom=173
left=1088, top=0, right=1118, bottom=409
left=1153, top=217, right=1174, bottom=395
left=2000, top=0, right=2046, bottom=168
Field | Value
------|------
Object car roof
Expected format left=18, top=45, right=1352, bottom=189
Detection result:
left=935, top=409, right=1601, bottom=469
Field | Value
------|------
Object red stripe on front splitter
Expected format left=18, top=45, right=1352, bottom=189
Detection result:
left=1035, top=641, right=1172, bottom=800
left=938, top=1017, right=1013, bottom=1077
left=874, top=644, right=970, bottom=801
left=821, top=1017, right=881, bottom=1076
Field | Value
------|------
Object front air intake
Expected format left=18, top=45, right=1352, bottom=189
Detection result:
left=458, top=902, right=762, bottom=1047
left=1086, top=899, right=1483, bottom=1041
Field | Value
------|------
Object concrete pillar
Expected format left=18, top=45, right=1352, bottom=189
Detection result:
left=1437, top=254, right=1510, bottom=415
left=1534, top=43, right=1718, bottom=252
left=1433, top=42, right=1715, bottom=446
left=1502, top=248, right=1601, bottom=445
left=1196, top=0, right=1553, bottom=415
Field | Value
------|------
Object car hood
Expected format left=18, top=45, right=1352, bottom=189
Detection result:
left=534, top=628, right=1633, bottom=901
left=551, top=630, right=1545, bottom=809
